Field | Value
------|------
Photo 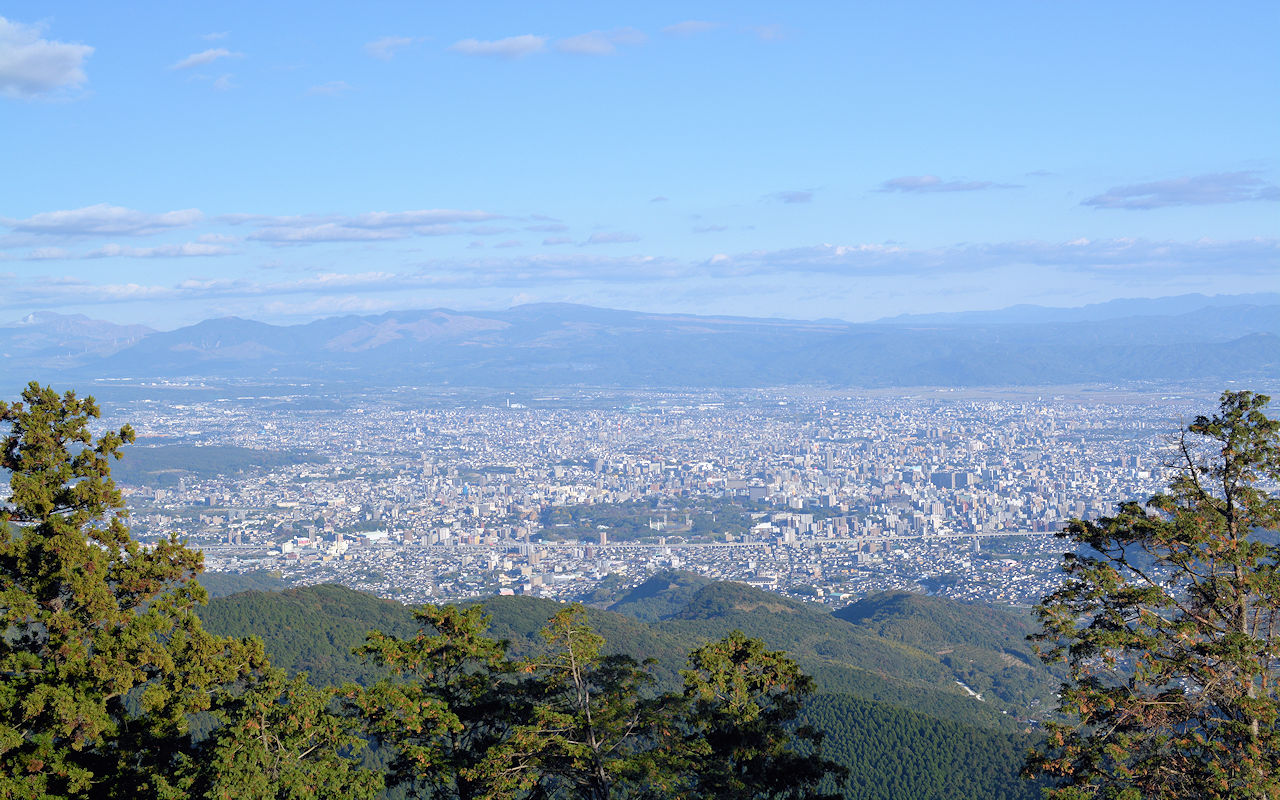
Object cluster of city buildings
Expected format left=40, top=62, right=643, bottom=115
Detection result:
left=108, top=384, right=1203, bottom=608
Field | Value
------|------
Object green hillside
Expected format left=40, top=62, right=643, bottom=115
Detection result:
left=477, top=594, right=694, bottom=688
left=606, top=569, right=714, bottom=621
left=199, top=583, right=416, bottom=687
left=201, top=578, right=1056, bottom=731
left=606, top=572, right=1061, bottom=724
left=802, top=694, right=1041, bottom=800
left=198, top=580, right=1049, bottom=799
left=196, top=569, right=289, bottom=598
left=655, top=582, right=1011, bottom=729
left=111, top=443, right=321, bottom=487
left=834, top=591, right=1060, bottom=715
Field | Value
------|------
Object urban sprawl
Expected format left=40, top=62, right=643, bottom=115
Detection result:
left=92, top=384, right=1206, bottom=608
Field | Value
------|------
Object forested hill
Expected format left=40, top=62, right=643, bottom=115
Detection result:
left=198, top=576, right=1052, bottom=800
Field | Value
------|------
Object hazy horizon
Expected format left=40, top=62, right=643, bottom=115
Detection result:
left=3, top=2, right=1277, bottom=329
left=7, top=289, right=1280, bottom=334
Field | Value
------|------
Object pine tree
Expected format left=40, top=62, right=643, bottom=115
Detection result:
left=468, top=604, right=675, bottom=800
left=356, top=603, right=521, bottom=800
left=191, top=668, right=383, bottom=800
left=677, top=631, right=846, bottom=800
left=1027, top=390, right=1280, bottom=799
left=0, top=382, right=261, bottom=799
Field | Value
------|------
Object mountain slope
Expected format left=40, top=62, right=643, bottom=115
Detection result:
left=9, top=297, right=1274, bottom=388
left=0, top=311, right=153, bottom=374
left=198, top=581, right=1046, bottom=800
left=199, top=583, right=417, bottom=687
left=199, top=579, right=1055, bottom=729
left=802, top=694, right=1041, bottom=800
left=876, top=292, right=1280, bottom=325
left=834, top=591, right=1059, bottom=711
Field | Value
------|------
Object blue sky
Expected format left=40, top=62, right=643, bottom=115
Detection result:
left=2, top=1, right=1277, bottom=329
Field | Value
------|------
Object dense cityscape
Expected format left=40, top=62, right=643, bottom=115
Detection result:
left=85, top=381, right=1207, bottom=608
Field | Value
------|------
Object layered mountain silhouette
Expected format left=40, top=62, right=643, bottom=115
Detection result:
left=5, top=293, right=1278, bottom=388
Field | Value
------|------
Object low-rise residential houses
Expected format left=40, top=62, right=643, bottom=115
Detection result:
left=106, top=383, right=1205, bottom=608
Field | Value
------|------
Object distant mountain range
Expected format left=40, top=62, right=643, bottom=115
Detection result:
left=4, top=293, right=1278, bottom=389
left=0, top=312, right=153, bottom=371
left=875, top=292, right=1280, bottom=325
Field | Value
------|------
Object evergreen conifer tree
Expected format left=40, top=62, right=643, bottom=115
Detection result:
left=0, top=382, right=261, bottom=799
left=1027, top=390, right=1280, bottom=799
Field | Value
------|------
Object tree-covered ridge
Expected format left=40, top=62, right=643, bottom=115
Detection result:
left=199, top=581, right=1046, bottom=800
left=834, top=591, right=1060, bottom=713
left=604, top=570, right=714, bottom=623
left=202, top=576, right=1054, bottom=733
left=801, top=695, right=1041, bottom=800
left=196, top=569, right=289, bottom=598
left=199, top=583, right=418, bottom=688
left=108, top=443, right=322, bottom=488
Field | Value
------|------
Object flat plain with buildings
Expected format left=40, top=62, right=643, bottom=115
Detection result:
left=72, top=380, right=1210, bottom=611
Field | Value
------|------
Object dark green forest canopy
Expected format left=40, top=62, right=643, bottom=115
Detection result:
left=200, top=576, right=1058, bottom=728
left=801, top=695, right=1042, bottom=800
left=108, top=443, right=322, bottom=486
left=199, top=577, right=1054, bottom=800
left=196, top=569, right=289, bottom=598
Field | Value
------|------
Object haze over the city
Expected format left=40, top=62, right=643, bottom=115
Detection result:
left=3, top=1, right=1277, bottom=330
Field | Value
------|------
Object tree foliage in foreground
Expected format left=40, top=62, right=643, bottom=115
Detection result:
left=356, top=604, right=521, bottom=800
left=361, top=603, right=844, bottom=800
left=678, top=631, right=845, bottom=800
left=190, top=668, right=383, bottom=800
left=1027, top=391, right=1280, bottom=799
left=0, top=383, right=264, bottom=799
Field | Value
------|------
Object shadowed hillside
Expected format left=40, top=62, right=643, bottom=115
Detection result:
left=199, top=580, right=1052, bottom=799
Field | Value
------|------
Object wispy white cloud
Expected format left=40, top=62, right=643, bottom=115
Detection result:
left=448, top=35, right=546, bottom=59
left=86, top=242, right=232, bottom=258
left=0, top=17, right=93, bottom=99
left=229, top=209, right=502, bottom=243
left=3, top=204, right=202, bottom=237
left=212, top=73, right=236, bottom=91
left=248, top=225, right=405, bottom=243
left=201, top=32, right=228, bottom=41
left=662, top=21, right=720, bottom=37
left=1083, top=171, right=1280, bottom=210
left=878, top=175, right=1020, bottom=193
left=19, top=241, right=232, bottom=260
left=170, top=48, right=243, bottom=70
left=6, top=238, right=1276, bottom=315
left=554, top=28, right=646, bottom=56
left=26, top=247, right=71, bottom=260
left=706, top=238, right=1280, bottom=277
left=364, top=36, right=415, bottom=60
